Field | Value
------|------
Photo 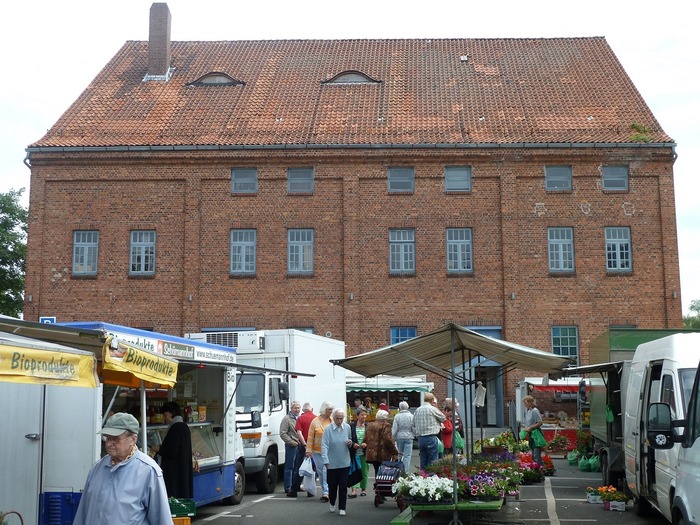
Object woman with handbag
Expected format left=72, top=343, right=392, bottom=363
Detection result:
left=523, top=395, right=545, bottom=466
left=349, top=406, right=369, bottom=497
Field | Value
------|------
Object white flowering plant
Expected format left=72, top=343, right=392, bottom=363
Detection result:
left=392, top=473, right=454, bottom=502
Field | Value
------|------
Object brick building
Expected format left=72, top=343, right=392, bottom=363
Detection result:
left=23, top=4, right=682, bottom=421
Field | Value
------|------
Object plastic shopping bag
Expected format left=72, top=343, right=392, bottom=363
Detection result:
left=299, top=456, right=315, bottom=478
left=303, top=473, right=317, bottom=496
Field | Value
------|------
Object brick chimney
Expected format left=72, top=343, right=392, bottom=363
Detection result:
left=146, top=3, right=171, bottom=79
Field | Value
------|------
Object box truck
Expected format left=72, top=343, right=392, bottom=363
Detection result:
left=186, top=329, right=345, bottom=493
left=565, top=332, right=700, bottom=522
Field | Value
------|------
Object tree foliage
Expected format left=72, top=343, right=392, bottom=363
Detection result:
left=0, top=188, right=28, bottom=317
left=684, top=300, right=700, bottom=329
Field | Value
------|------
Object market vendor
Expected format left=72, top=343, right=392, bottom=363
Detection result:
left=150, top=401, right=194, bottom=498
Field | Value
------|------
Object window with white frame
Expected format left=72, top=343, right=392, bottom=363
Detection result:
left=444, top=166, right=472, bottom=192
left=231, top=168, right=258, bottom=194
left=446, top=228, right=473, bottom=273
left=552, top=326, right=578, bottom=365
left=130, top=230, right=156, bottom=275
left=389, top=228, right=415, bottom=274
left=602, top=165, right=628, bottom=191
left=230, top=229, right=256, bottom=275
left=545, top=165, right=572, bottom=191
left=288, top=229, right=314, bottom=274
left=287, top=167, right=314, bottom=193
left=391, top=326, right=417, bottom=344
left=548, top=227, right=575, bottom=272
left=72, top=230, right=99, bottom=275
left=388, top=167, right=415, bottom=193
left=605, top=226, right=632, bottom=272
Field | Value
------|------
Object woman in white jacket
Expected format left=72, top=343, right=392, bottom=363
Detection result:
left=392, top=401, right=414, bottom=472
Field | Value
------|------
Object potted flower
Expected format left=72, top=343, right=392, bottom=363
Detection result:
left=392, top=473, right=454, bottom=503
left=598, top=485, right=629, bottom=510
left=585, top=486, right=603, bottom=504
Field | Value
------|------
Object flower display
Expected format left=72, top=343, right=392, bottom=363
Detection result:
left=586, top=486, right=600, bottom=495
left=597, top=485, right=629, bottom=502
left=515, top=452, right=544, bottom=484
left=392, top=473, right=454, bottom=502
left=474, top=431, right=529, bottom=453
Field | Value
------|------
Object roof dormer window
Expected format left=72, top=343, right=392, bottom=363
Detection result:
left=323, top=70, right=380, bottom=85
left=188, top=73, right=244, bottom=87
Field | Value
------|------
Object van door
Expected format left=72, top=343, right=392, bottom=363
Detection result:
left=624, top=360, right=645, bottom=494
left=654, top=370, right=679, bottom=519
left=0, top=383, right=44, bottom=523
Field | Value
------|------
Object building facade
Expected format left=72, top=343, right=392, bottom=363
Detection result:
left=23, top=4, right=682, bottom=410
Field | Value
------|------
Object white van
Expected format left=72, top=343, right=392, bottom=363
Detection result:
left=648, top=355, right=700, bottom=525
left=624, top=333, right=700, bottom=522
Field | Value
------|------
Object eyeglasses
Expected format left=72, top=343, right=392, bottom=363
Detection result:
left=101, top=433, right=130, bottom=443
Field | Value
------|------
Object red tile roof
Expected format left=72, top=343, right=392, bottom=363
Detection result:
left=32, top=38, right=673, bottom=148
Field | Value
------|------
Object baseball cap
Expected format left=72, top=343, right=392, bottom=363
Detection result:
left=100, top=412, right=139, bottom=436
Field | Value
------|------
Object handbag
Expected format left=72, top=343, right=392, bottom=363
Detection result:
left=532, top=427, right=547, bottom=448
left=347, top=455, right=362, bottom=487
left=453, top=430, right=465, bottom=452
left=299, top=456, right=315, bottom=478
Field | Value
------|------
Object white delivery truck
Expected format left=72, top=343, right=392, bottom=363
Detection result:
left=647, top=355, right=700, bottom=525
left=565, top=332, right=700, bottom=522
left=186, top=329, right=346, bottom=493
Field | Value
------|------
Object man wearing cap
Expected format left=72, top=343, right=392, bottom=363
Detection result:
left=73, top=412, right=173, bottom=525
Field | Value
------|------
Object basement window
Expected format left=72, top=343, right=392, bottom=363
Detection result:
left=188, top=73, right=244, bottom=87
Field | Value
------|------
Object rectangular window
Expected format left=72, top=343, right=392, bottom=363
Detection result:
left=389, top=228, right=415, bottom=274
left=545, top=166, right=572, bottom=191
left=605, top=227, right=632, bottom=272
left=548, top=227, right=575, bottom=272
left=288, top=229, right=314, bottom=274
left=446, top=228, right=473, bottom=273
left=445, top=166, right=472, bottom=192
left=388, top=167, right=415, bottom=193
left=602, top=165, right=629, bottom=191
left=391, top=326, right=417, bottom=345
left=287, top=167, right=314, bottom=193
left=130, top=230, right=156, bottom=275
left=231, top=168, right=258, bottom=194
left=72, top=230, right=99, bottom=275
left=552, top=326, right=578, bottom=365
left=230, top=229, right=256, bottom=275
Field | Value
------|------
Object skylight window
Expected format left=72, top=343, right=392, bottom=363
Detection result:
left=188, top=73, right=244, bottom=87
left=324, top=70, right=380, bottom=85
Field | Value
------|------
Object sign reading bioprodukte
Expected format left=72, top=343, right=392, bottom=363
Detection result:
left=0, top=343, right=98, bottom=387
left=61, top=322, right=236, bottom=366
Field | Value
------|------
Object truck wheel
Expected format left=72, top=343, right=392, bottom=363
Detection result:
left=223, top=461, right=245, bottom=505
left=634, top=496, right=652, bottom=516
left=255, top=452, right=278, bottom=493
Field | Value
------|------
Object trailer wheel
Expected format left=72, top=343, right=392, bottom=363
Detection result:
left=223, top=461, right=245, bottom=505
left=255, top=452, right=278, bottom=493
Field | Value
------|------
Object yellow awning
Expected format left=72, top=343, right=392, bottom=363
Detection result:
left=102, top=337, right=178, bottom=388
left=0, top=342, right=98, bottom=388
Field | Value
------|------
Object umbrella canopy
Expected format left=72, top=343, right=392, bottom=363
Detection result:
left=332, top=323, right=572, bottom=379
left=0, top=331, right=98, bottom=388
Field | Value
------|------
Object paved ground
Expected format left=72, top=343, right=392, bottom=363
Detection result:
left=192, top=454, right=670, bottom=525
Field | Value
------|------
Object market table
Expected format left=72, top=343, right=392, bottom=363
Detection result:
left=391, top=499, right=503, bottom=525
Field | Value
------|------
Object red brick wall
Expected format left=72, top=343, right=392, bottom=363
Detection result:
left=24, top=146, right=683, bottom=412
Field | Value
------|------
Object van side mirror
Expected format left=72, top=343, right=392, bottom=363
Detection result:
left=647, top=403, right=674, bottom=449
left=250, top=410, right=262, bottom=429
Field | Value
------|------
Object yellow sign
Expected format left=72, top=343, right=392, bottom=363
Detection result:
left=0, top=343, right=98, bottom=388
left=103, top=338, right=178, bottom=388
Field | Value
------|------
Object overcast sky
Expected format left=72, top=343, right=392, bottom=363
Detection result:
left=1, top=1, right=697, bottom=315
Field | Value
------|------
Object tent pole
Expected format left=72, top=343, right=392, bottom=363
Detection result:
left=140, top=381, right=147, bottom=453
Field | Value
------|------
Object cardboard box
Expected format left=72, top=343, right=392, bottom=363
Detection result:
left=603, top=501, right=626, bottom=511
left=586, top=493, right=603, bottom=504
left=173, top=518, right=191, bottom=525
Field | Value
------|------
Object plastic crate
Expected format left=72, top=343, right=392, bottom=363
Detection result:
left=173, top=518, right=191, bottom=525
left=169, top=498, right=196, bottom=517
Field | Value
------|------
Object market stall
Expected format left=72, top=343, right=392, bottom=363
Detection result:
left=332, top=323, right=572, bottom=525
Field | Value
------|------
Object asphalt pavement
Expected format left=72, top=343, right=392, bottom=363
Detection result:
left=192, top=454, right=670, bottom=525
